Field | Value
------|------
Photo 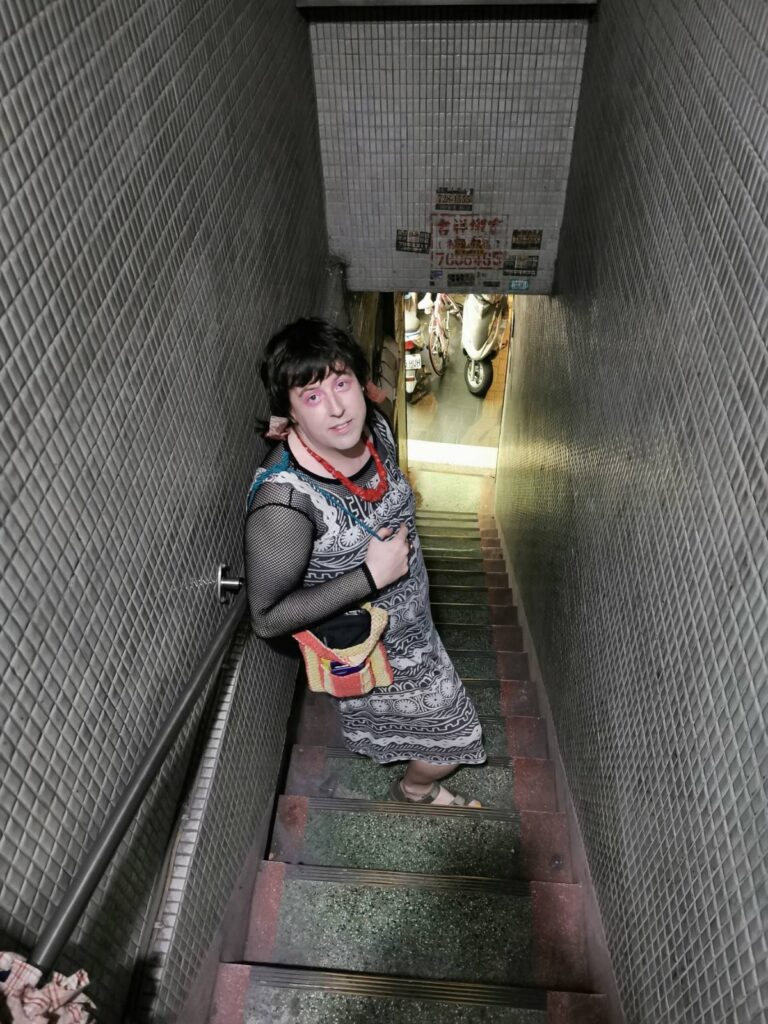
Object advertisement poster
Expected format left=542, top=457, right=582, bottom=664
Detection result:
left=435, top=187, right=474, bottom=212
left=430, top=214, right=507, bottom=279
left=506, top=278, right=530, bottom=292
left=395, top=229, right=431, bottom=253
left=510, top=228, right=543, bottom=250
left=503, top=254, right=539, bottom=277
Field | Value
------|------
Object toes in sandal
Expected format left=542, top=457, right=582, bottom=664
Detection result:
left=389, top=778, right=482, bottom=807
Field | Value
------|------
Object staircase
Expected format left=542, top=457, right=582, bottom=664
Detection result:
left=209, top=511, right=609, bottom=1024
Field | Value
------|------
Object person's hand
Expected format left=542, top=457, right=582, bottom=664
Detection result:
left=364, top=523, right=410, bottom=588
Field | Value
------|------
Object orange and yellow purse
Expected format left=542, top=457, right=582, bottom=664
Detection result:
left=292, top=603, right=394, bottom=699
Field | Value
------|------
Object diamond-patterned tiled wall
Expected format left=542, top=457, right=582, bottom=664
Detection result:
left=0, top=1, right=326, bottom=1020
left=310, top=12, right=587, bottom=293
left=495, top=2, right=767, bottom=1022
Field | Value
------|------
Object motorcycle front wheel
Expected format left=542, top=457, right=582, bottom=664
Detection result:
left=465, top=357, right=493, bottom=397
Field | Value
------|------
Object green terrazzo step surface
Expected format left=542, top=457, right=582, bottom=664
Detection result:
left=424, top=553, right=486, bottom=568
left=438, top=623, right=521, bottom=651
left=429, top=569, right=489, bottom=587
left=273, top=799, right=524, bottom=877
left=286, top=749, right=522, bottom=809
left=430, top=585, right=493, bottom=605
left=244, top=972, right=547, bottom=1024
left=452, top=651, right=500, bottom=678
left=260, top=869, right=537, bottom=985
left=431, top=602, right=493, bottom=625
left=418, top=531, right=484, bottom=546
left=481, top=716, right=511, bottom=756
left=438, top=623, right=495, bottom=649
left=422, top=540, right=485, bottom=556
left=416, top=518, right=481, bottom=532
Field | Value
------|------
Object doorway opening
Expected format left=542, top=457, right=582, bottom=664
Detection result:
left=398, top=291, right=513, bottom=511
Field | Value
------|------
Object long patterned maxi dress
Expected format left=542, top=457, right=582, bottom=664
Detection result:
left=244, top=411, right=486, bottom=766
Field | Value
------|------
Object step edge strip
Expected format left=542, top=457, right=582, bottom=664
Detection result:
left=280, top=863, right=531, bottom=895
left=295, top=796, right=521, bottom=821
left=243, top=965, right=548, bottom=1008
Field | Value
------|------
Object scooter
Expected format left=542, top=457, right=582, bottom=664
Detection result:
left=403, top=293, right=428, bottom=401
left=460, top=293, right=506, bottom=397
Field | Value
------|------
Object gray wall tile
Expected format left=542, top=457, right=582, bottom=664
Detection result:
left=495, top=2, right=767, bottom=1022
left=0, top=1, right=326, bottom=1020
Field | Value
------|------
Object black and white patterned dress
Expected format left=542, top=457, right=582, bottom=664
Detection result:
left=244, top=411, right=486, bottom=766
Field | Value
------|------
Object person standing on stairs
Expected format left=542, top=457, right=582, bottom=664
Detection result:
left=244, top=318, right=486, bottom=806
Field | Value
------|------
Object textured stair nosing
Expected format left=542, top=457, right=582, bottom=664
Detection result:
left=273, top=795, right=573, bottom=882
left=281, top=795, right=521, bottom=821
left=241, top=964, right=548, bottom=1009
left=210, top=965, right=609, bottom=1024
left=248, top=862, right=589, bottom=991
left=276, top=863, right=531, bottom=895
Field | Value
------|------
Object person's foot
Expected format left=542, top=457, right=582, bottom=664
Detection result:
left=390, top=778, right=482, bottom=808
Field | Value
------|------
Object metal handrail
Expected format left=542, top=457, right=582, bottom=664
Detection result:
left=29, top=588, right=248, bottom=975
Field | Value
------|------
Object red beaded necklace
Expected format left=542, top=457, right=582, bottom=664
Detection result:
left=294, top=430, right=388, bottom=502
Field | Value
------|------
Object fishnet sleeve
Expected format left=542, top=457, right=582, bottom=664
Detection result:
left=244, top=495, right=375, bottom=639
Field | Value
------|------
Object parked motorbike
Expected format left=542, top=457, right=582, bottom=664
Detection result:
left=403, top=293, right=428, bottom=401
left=461, top=293, right=506, bottom=397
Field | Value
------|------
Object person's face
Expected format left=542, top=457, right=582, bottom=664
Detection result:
left=288, top=367, right=367, bottom=457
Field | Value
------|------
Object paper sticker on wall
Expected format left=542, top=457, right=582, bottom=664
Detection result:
left=503, top=254, right=539, bottom=277
left=396, top=229, right=431, bottom=253
left=435, top=187, right=474, bottom=211
left=510, top=229, right=543, bottom=250
left=507, top=278, right=530, bottom=292
left=447, top=271, right=478, bottom=288
left=431, top=214, right=507, bottom=275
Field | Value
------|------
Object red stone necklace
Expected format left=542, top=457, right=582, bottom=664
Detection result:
left=294, top=430, right=388, bottom=502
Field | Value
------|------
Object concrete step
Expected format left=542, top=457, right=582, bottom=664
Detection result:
left=450, top=649, right=530, bottom=681
left=425, top=553, right=508, bottom=573
left=271, top=796, right=572, bottom=883
left=431, top=601, right=518, bottom=626
left=431, top=585, right=514, bottom=606
left=421, top=539, right=498, bottom=557
left=245, top=863, right=590, bottom=992
left=438, top=622, right=524, bottom=651
left=284, top=746, right=558, bottom=813
left=210, top=964, right=610, bottom=1024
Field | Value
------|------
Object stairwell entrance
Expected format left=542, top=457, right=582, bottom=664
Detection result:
left=401, top=291, right=513, bottom=483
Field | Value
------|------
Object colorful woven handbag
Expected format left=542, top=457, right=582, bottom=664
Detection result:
left=292, top=602, right=394, bottom=699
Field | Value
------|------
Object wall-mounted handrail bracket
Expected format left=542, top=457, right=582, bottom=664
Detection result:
left=217, top=565, right=245, bottom=604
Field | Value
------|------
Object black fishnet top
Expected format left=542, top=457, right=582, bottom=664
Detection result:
left=244, top=444, right=378, bottom=639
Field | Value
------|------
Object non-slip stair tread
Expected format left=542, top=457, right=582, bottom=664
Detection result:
left=247, top=863, right=589, bottom=991
left=431, top=602, right=518, bottom=625
left=451, top=650, right=529, bottom=681
left=438, top=623, right=524, bottom=651
left=212, top=965, right=610, bottom=1024
left=272, top=797, right=572, bottom=882
left=429, top=569, right=489, bottom=585
left=243, top=970, right=548, bottom=1023
left=431, top=585, right=513, bottom=605
left=285, top=746, right=557, bottom=812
